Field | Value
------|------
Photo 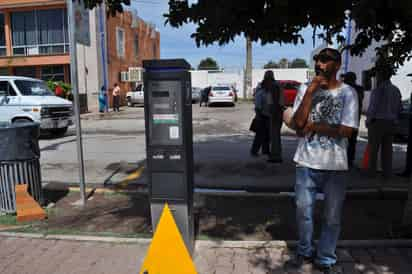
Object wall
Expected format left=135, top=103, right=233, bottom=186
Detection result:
left=106, top=11, right=160, bottom=106
left=76, top=8, right=101, bottom=112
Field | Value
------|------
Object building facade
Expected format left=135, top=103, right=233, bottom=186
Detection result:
left=0, top=0, right=160, bottom=111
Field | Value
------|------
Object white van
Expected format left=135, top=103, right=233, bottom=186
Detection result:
left=0, top=76, right=73, bottom=135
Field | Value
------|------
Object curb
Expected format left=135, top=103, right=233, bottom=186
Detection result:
left=1, top=232, right=412, bottom=248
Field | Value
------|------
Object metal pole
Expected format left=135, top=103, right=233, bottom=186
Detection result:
left=98, top=3, right=109, bottom=112
left=245, top=36, right=253, bottom=98
left=344, top=17, right=352, bottom=73
left=67, top=0, right=86, bottom=206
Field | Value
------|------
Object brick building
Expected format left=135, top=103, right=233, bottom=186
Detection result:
left=106, top=10, right=160, bottom=107
left=0, top=0, right=160, bottom=111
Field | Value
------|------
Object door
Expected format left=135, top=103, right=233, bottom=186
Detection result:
left=0, top=81, right=20, bottom=123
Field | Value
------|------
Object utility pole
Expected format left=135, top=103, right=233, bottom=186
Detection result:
left=244, top=36, right=253, bottom=99
left=67, top=0, right=87, bottom=206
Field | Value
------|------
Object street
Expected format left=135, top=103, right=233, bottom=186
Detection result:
left=39, top=102, right=409, bottom=192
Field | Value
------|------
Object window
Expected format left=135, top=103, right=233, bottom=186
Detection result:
left=0, top=81, right=17, bottom=96
left=14, top=80, right=53, bottom=96
left=133, top=34, right=139, bottom=58
left=0, top=68, right=8, bottom=76
left=14, top=66, right=36, bottom=78
left=153, top=43, right=157, bottom=57
left=11, top=9, right=69, bottom=56
left=41, top=65, right=65, bottom=82
left=0, top=14, right=5, bottom=56
left=116, top=27, right=125, bottom=58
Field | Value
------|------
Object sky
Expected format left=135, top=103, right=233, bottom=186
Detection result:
left=131, top=0, right=326, bottom=71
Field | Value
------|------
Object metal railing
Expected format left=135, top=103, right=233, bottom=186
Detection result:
left=12, top=43, right=69, bottom=56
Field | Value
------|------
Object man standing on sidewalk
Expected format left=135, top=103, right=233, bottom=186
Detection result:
left=287, top=48, right=359, bottom=274
left=366, top=68, right=401, bottom=179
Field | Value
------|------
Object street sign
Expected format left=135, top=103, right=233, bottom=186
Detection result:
left=73, top=0, right=91, bottom=46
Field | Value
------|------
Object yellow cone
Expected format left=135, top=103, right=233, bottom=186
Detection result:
left=139, top=203, right=197, bottom=274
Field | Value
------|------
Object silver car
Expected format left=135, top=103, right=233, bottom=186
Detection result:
left=126, top=84, right=144, bottom=106
left=192, top=87, right=201, bottom=103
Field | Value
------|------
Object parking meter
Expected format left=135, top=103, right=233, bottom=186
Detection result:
left=143, top=59, right=194, bottom=254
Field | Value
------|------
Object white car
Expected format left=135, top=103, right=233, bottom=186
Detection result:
left=208, top=85, right=236, bottom=106
left=126, top=84, right=144, bottom=106
left=0, top=76, right=73, bottom=135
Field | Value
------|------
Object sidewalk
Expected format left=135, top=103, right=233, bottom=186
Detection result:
left=1, top=234, right=412, bottom=274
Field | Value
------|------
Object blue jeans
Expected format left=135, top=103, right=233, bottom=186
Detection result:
left=295, top=166, right=347, bottom=266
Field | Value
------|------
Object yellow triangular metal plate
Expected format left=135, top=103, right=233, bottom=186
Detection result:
left=139, top=203, right=198, bottom=274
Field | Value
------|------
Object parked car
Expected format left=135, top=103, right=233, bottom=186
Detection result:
left=126, top=84, right=144, bottom=106
left=192, top=87, right=201, bottom=103
left=278, top=80, right=301, bottom=106
left=0, top=76, right=73, bottom=135
left=208, top=85, right=236, bottom=106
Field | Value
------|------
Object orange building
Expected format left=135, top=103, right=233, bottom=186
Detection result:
left=0, top=0, right=160, bottom=110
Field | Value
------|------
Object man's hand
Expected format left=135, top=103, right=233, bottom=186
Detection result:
left=302, top=121, right=315, bottom=135
left=309, top=75, right=329, bottom=92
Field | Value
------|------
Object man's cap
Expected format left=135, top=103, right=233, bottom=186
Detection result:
left=313, top=48, right=342, bottom=63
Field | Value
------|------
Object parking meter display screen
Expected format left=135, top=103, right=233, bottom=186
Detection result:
left=148, top=81, right=182, bottom=146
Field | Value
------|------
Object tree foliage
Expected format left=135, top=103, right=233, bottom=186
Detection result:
left=278, top=58, right=289, bottom=68
left=198, top=57, right=219, bottom=70
left=290, top=58, right=309, bottom=68
left=263, top=60, right=279, bottom=69
left=77, top=0, right=131, bottom=16
left=165, top=0, right=412, bottom=72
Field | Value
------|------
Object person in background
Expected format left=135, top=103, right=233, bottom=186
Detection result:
left=366, top=67, right=401, bottom=179
left=250, top=80, right=270, bottom=157
left=250, top=70, right=284, bottom=162
left=98, top=85, right=106, bottom=113
left=398, top=84, right=412, bottom=177
left=342, top=72, right=364, bottom=167
left=200, top=86, right=210, bottom=107
left=54, top=85, right=64, bottom=98
left=112, top=83, right=121, bottom=112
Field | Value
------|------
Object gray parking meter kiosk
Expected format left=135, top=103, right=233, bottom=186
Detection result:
left=143, top=59, right=194, bottom=254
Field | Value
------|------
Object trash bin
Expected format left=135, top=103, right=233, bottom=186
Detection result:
left=0, top=122, right=43, bottom=213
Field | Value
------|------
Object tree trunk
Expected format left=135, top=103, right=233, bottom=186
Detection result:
left=244, top=36, right=253, bottom=99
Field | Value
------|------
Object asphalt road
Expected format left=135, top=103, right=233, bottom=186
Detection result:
left=39, top=102, right=409, bottom=191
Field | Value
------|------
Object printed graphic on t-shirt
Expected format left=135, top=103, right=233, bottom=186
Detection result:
left=307, top=91, right=344, bottom=148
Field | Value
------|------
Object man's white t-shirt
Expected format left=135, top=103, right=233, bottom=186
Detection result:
left=292, top=83, right=359, bottom=170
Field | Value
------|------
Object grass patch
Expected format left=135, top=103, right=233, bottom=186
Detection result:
left=0, top=214, right=18, bottom=226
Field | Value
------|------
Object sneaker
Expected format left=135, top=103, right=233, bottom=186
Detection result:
left=284, top=254, right=313, bottom=270
left=315, top=263, right=343, bottom=274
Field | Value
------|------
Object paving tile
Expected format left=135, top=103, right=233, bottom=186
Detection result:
left=337, top=248, right=355, bottom=263
left=350, top=248, right=373, bottom=263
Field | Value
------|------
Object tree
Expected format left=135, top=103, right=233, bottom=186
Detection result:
left=290, top=58, right=309, bottom=68
left=263, top=60, right=279, bottom=69
left=278, top=58, right=289, bottom=68
left=197, top=57, right=219, bottom=70
left=165, top=0, right=412, bottom=72
left=80, top=0, right=130, bottom=16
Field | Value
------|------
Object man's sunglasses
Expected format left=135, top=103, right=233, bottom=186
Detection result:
left=313, top=53, right=338, bottom=63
